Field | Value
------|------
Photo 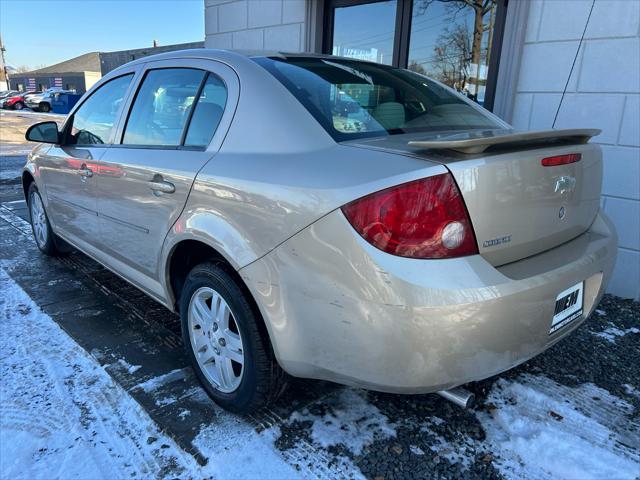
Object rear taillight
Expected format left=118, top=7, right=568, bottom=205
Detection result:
left=541, top=153, right=581, bottom=166
left=341, top=173, right=478, bottom=259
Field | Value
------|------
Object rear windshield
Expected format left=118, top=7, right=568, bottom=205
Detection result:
left=253, top=56, right=504, bottom=141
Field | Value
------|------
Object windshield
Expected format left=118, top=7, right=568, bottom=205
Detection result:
left=253, top=56, right=505, bottom=141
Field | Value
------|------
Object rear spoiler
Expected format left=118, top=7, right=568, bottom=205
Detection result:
left=408, top=129, right=601, bottom=154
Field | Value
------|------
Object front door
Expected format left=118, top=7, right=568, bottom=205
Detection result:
left=94, top=60, right=235, bottom=291
left=40, top=73, right=135, bottom=248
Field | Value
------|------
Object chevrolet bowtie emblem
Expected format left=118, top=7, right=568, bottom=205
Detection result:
left=554, top=176, right=576, bottom=195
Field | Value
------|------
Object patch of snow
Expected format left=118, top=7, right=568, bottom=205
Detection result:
left=155, top=396, right=177, bottom=407
left=623, top=384, right=640, bottom=399
left=116, top=358, right=142, bottom=374
left=1, top=269, right=322, bottom=479
left=0, top=269, right=200, bottom=479
left=178, top=409, right=191, bottom=420
left=0, top=145, right=33, bottom=159
left=194, top=420, right=303, bottom=479
left=594, top=326, right=640, bottom=343
left=595, top=309, right=606, bottom=316
left=409, top=445, right=425, bottom=455
left=427, top=415, right=445, bottom=426
left=132, top=368, right=189, bottom=393
left=289, top=389, right=396, bottom=456
left=419, top=426, right=475, bottom=469
left=477, top=375, right=640, bottom=480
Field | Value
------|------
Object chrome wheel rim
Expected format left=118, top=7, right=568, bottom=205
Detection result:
left=188, top=287, right=244, bottom=393
left=30, top=192, right=48, bottom=248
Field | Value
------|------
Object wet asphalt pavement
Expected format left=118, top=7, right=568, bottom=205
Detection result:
left=1, top=140, right=639, bottom=479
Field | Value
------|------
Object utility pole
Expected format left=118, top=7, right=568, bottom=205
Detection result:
left=0, top=33, right=9, bottom=90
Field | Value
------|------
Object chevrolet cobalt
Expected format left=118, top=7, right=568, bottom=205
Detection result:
left=23, top=50, right=617, bottom=413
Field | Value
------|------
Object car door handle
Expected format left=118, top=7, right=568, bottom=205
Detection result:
left=77, top=166, right=93, bottom=178
left=149, top=179, right=175, bottom=194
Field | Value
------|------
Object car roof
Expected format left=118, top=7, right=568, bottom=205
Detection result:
left=112, top=48, right=381, bottom=74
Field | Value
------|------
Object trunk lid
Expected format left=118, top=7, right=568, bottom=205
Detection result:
left=345, top=129, right=603, bottom=266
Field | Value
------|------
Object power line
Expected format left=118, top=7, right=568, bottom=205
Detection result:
left=553, top=0, right=595, bottom=128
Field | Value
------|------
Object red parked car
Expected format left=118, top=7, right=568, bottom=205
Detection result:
left=1, top=91, right=37, bottom=110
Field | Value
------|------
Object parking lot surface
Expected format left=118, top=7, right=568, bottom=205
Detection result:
left=1, top=110, right=639, bottom=479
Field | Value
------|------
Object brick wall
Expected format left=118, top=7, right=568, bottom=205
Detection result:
left=204, top=0, right=306, bottom=52
left=511, top=0, right=640, bottom=300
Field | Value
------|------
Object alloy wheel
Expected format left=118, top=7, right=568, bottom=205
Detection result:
left=30, top=192, right=48, bottom=248
left=188, top=286, right=245, bottom=393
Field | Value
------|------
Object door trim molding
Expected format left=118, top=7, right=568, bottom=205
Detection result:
left=99, top=212, right=150, bottom=234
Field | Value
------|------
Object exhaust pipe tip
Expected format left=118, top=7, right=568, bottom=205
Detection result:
left=437, top=387, right=475, bottom=409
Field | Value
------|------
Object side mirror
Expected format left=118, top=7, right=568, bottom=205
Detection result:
left=26, top=121, right=60, bottom=144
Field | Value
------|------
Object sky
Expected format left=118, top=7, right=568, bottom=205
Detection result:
left=0, top=0, right=204, bottom=70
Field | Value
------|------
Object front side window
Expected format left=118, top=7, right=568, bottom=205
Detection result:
left=122, top=68, right=206, bottom=146
left=254, top=56, right=504, bottom=141
left=67, top=74, right=133, bottom=145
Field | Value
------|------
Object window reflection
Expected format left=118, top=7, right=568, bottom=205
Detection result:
left=68, top=74, right=133, bottom=146
left=408, top=0, right=498, bottom=106
left=331, top=1, right=397, bottom=65
left=123, top=68, right=205, bottom=146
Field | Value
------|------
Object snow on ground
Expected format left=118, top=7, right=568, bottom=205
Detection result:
left=2, top=261, right=638, bottom=480
left=194, top=419, right=303, bottom=479
left=288, top=389, right=397, bottom=456
left=131, top=368, right=189, bottom=393
left=477, top=375, right=640, bottom=480
left=593, top=325, right=640, bottom=343
left=0, top=269, right=199, bottom=479
left=0, top=269, right=299, bottom=480
left=115, top=358, right=142, bottom=374
left=0, top=145, right=33, bottom=159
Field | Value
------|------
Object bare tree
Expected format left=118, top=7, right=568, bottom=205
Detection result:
left=12, top=64, right=46, bottom=73
left=430, top=23, right=472, bottom=89
left=414, top=0, right=497, bottom=91
left=408, top=61, right=427, bottom=75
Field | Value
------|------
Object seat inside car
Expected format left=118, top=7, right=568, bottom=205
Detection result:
left=185, top=102, right=223, bottom=146
left=373, top=101, right=406, bottom=130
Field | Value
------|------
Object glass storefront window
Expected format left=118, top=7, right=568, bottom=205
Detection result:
left=331, top=1, right=397, bottom=65
left=408, top=0, right=498, bottom=106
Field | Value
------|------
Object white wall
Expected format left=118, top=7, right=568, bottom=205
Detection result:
left=511, top=0, right=640, bottom=300
left=204, top=0, right=306, bottom=52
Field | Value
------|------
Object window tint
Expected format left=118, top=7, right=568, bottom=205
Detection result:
left=184, top=74, right=227, bottom=148
left=67, top=74, right=133, bottom=145
left=254, top=57, right=504, bottom=141
left=123, top=68, right=205, bottom=146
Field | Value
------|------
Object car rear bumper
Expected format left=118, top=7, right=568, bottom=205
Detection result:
left=240, top=209, right=617, bottom=393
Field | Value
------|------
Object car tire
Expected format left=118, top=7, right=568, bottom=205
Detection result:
left=27, top=183, right=68, bottom=256
left=180, top=262, right=287, bottom=413
left=13, top=101, right=24, bottom=110
left=39, top=103, right=50, bottom=113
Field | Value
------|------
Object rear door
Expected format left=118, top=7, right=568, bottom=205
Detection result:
left=39, top=72, right=136, bottom=248
left=94, top=59, right=237, bottom=290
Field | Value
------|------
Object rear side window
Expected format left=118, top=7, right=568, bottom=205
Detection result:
left=253, top=57, right=503, bottom=141
left=67, top=74, right=133, bottom=145
left=123, top=68, right=206, bottom=146
left=183, top=74, right=227, bottom=148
